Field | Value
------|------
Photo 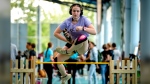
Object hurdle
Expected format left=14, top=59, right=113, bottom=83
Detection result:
left=10, top=56, right=138, bottom=84
left=109, top=57, right=138, bottom=84
left=36, top=61, right=109, bottom=64
left=10, top=56, right=36, bottom=84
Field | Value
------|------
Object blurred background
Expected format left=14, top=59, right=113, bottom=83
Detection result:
left=11, top=0, right=141, bottom=56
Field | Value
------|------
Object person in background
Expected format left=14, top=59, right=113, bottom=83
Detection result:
left=77, top=54, right=85, bottom=76
left=16, top=50, right=22, bottom=69
left=23, top=42, right=32, bottom=84
left=27, top=43, right=36, bottom=84
left=88, top=41, right=98, bottom=84
left=106, top=43, right=114, bottom=83
left=107, top=43, right=114, bottom=60
left=53, top=50, right=61, bottom=81
left=66, top=52, right=79, bottom=84
left=29, top=43, right=36, bottom=68
left=11, top=43, right=18, bottom=68
left=100, top=44, right=111, bottom=84
left=111, top=43, right=121, bottom=84
left=111, top=43, right=121, bottom=69
left=16, top=50, right=22, bottom=79
left=43, top=42, right=54, bottom=84
left=23, top=42, right=32, bottom=60
left=85, top=49, right=91, bottom=71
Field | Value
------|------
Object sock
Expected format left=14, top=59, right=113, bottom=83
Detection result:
left=57, top=64, right=67, bottom=77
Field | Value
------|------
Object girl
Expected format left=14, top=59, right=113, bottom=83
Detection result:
left=53, top=3, right=96, bottom=84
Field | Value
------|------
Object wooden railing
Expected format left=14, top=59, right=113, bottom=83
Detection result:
left=109, top=57, right=137, bottom=84
left=10, top=56, right=36, bottom=84
left=10, top=56, right=138, bottom=84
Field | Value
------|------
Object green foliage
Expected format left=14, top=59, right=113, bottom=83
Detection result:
left=28, top=23, right=36, bottom=36
left=27, top=23, right=37, bottom=49
left=27, top=37, right=37, bottom=45
left=41, top=23, right=50, bottom=36
left=41, top=38, right=49, bottom=51
left=11, top=0, right=37, bottom=23
left=41, top=23, right=50, bottom=51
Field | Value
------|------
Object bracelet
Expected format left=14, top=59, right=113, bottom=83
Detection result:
left=82, top=26, right=84, bottom=31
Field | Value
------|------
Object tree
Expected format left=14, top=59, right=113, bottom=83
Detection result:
left=11, top=0, right=37, bottom=44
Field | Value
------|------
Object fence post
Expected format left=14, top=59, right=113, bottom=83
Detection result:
left=15, top=60, right=18, bottom=84
left=109, top=56, right=114, bottom=84
left=135, top=57, right=137, bottom=84
left=20, top=60, right=24, bottom=84
left=33, top=56, right=36, bottom=84
left=25, top=59, right=29, bottom=84
left=31, top=56, right=36, bottom=84
left=10, top=60, right=12, bottom=84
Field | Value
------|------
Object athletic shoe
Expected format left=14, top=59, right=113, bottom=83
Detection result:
left=61, top=74, right=72, bottom=84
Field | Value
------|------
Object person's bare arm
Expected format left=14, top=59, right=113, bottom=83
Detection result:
left=84, top=24, right=96, bottom=35
left=76, top=24, right=96, bottom=35
left=118, top=51, right=122, bottom=61
left=50, top=56, right=54, bottom=62
left=30, top=56, right=34, bottom=60
left=85, top=55, right=90, bottom=61
left=78, top=54, right=85, bottom=61
left=85, top=51, right=90, bottom=61
left=105, top=54, right=110, bottom=61
left=54, top=26, right=69, bottom=43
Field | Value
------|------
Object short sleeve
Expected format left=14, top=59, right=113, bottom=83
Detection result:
left=43, top=50, right=46, bottom=57
left=117, top=50, right=121, bottom=57
left=30, top=50, right=36, bottom=57
left=84, top=17, right=91, bottom=27
left=49, top=49, right=53, bottom=56
left=59, top=21, right=67, bottom=30
left=92, top=47, right=98, bottom=62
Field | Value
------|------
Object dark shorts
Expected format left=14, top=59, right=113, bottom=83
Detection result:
left=65, top=43, right=72, bottom=48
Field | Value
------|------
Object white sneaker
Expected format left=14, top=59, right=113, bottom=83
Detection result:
left=61, top=74, right=72, bottom=84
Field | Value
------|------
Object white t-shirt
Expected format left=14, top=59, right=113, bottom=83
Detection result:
left=11, top=43, right=18, bottom=60
left=113, top=49, right=121, bottom=66
left=90, top=47, right=98, bottom=62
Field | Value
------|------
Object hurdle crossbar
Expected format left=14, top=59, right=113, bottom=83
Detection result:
left=36, top=61, right=109, bottom=64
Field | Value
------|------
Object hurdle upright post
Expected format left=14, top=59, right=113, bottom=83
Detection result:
left=10, top=60, right=12, bottom=84
left=30, top=56, right=36, bottom=84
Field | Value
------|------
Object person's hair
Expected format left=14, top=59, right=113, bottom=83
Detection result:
left=112, top=43, right=116, bottom=47
left=27, top=42, right=31, bottom=45
left=102, top=44, right=107, bottom=50
left=18, top=50, right=21, bottom=54
left=90, top=41, right=96, bottom=46
left=69, top=3, right=83, bottom=16
left=48, top=42, right=52, bottom=48
left=31, top=43, right=36, bottom=48
left=107, top=43, right=112, bottom=48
